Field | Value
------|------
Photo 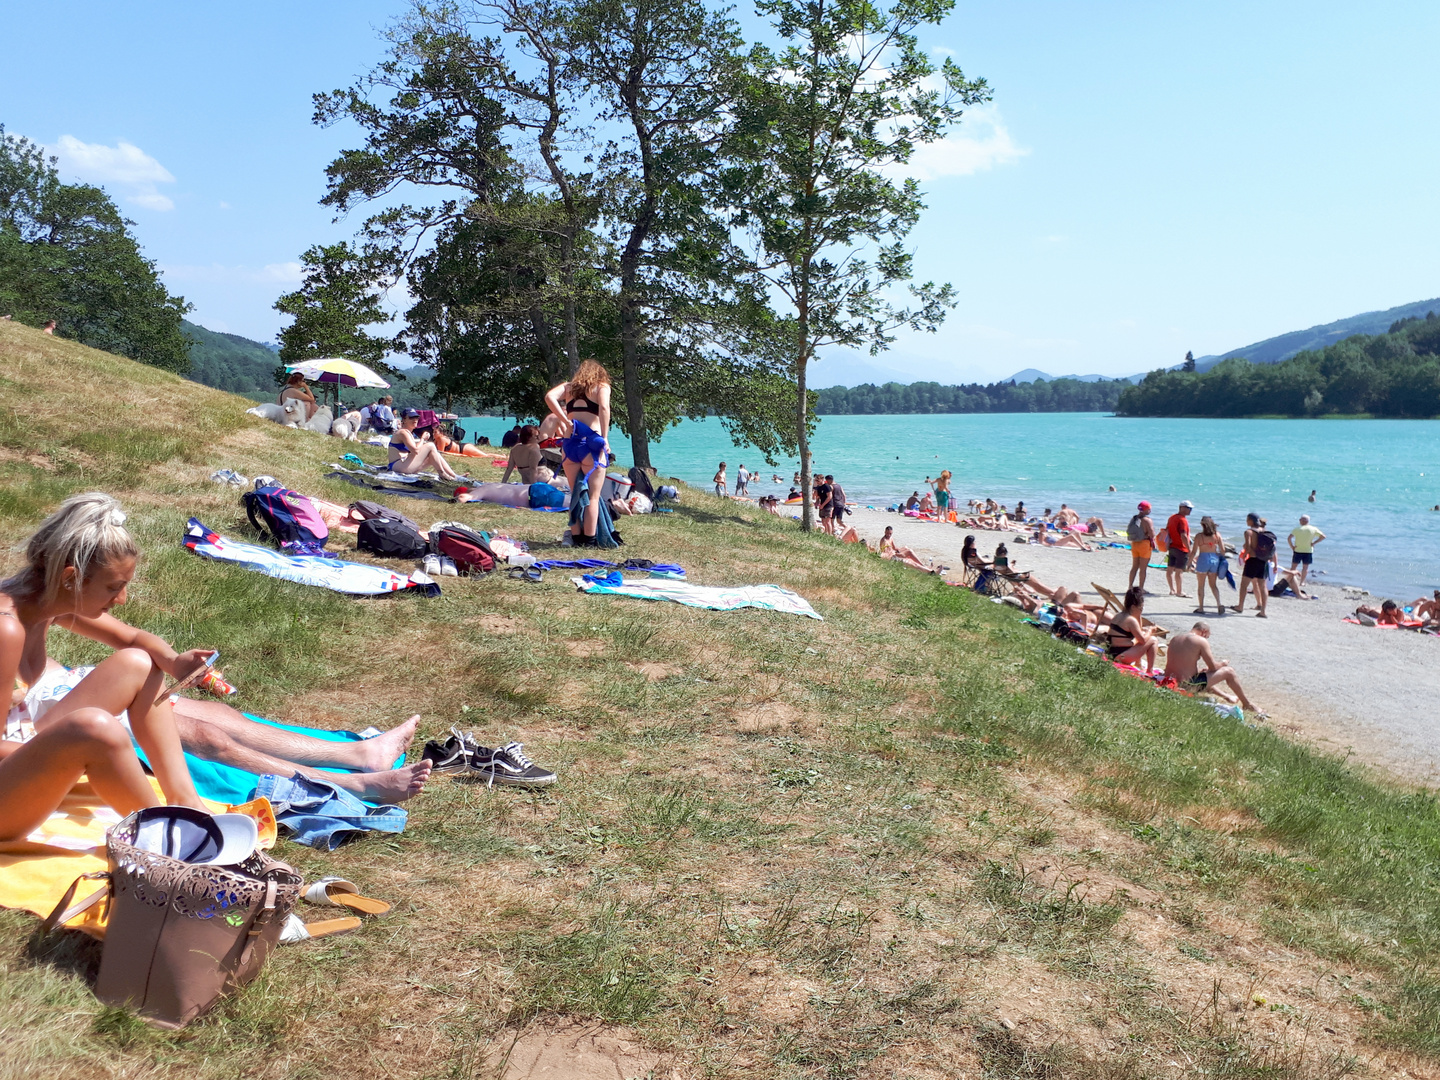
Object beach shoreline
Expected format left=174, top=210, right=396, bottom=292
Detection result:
left=849, top=507, right=1440, bottom=787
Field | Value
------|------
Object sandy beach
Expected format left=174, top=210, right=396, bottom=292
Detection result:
left=851, top=508, right=1440, bottom=786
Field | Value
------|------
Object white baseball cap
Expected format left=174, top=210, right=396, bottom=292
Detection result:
left=133, top=806, right=259, bottom=866
left=1180, top=500, right=1195, bottom=509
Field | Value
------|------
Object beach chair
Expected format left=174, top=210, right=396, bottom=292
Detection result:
left=1091, top=582, right=1169, bottom=639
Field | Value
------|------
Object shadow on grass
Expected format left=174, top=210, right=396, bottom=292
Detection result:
left=25, top=924, right=103, bottom=986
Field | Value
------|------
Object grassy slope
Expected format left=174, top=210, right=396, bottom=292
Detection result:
left=3, top=319, right=1440, bottom=1078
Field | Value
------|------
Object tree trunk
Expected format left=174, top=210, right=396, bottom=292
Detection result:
left=796, top=295, right=813, bottom=532
left=620, top=296, right=651, bottom=470
left=560, top=231, right=581, bottom=374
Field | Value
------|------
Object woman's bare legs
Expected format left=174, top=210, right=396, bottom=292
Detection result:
left=580, top=454, right=605, bottom=537
left=36, top=648, right=204, bottom=810
left=563, top=456, right=583, bottom=537
left=1115, top=639, right=1158, bottom=671
left=394, top=443, right=458, bottom=480
left=0, top=709, right=157, bottom=840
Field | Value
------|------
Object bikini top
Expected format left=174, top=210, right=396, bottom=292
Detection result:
left=566, top=388, right=601, bottom=415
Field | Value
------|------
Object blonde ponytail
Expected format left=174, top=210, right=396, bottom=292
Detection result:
left=2, top=492, right=139, bottom=605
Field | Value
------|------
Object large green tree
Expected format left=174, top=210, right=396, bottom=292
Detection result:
left=273, top=242, right=403, bottom=382
left=726, top=0, right=988, bottom=528
left=565, top=0, right=749, bottom=469
left=0, top=126, right=192, bottom=372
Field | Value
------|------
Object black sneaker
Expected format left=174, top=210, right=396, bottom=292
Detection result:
left=420, top=727, right=480, bottom=775
left=469, top=742, right=557, bottom=787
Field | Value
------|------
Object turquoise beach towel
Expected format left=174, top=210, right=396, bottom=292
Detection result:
left=135, top=714, right=402, bottom=806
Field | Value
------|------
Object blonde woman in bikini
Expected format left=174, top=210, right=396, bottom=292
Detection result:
left=0, top=493, right=206, bottom=839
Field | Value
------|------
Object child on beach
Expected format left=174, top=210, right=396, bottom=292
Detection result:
left=713, top=463, right=728, bottom=497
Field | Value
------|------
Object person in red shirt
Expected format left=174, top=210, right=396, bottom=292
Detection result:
left=1164, top=501, right=1194, bottom=598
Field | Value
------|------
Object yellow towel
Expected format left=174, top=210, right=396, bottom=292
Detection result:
left=0, top=780, right=275, bottom=938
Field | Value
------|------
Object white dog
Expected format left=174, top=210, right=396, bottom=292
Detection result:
left=246, top=400, right=333, bottom=434
left=330, top=410, right=364, bottom=440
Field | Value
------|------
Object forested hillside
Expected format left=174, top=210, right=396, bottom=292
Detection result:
left=1118, top=312, right=1440, bottom=418
left=816, top=376, right=1124, bottom=414
left=182, top=320, right=279, bottom=394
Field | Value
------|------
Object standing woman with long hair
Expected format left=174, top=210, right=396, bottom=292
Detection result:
left=1191, top=516, right=1225, bottom=615
left=0, top=493, right=206, bottom=837
left=544, top=360, right=612, bottom=545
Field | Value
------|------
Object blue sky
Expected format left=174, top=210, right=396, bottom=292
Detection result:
left=4, top=1, right=1437, bottom=384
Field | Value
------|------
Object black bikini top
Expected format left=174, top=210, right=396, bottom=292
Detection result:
left=566, top=387, right=601, bottom=415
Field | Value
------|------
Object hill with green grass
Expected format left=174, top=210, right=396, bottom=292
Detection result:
left=4, top=318, right=1440, bottom=1076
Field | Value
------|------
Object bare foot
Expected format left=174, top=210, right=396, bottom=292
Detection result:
left=359, top=715, right=420, bottom=771
left=343, top=759, right=433, bottom=803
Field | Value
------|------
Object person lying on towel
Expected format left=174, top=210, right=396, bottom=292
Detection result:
left=2, top=494, right=431, bottom=833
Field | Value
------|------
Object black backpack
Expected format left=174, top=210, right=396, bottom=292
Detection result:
left=357, top=517, right=429, bottom=560
left=627, top=466, right=655, bottom=501
left=1253, top=530, right=1278, bottom=561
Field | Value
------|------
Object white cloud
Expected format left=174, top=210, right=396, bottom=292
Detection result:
left=48, top=135, right=177, bottom=211
left=897, top=105, right=1028, bottom=182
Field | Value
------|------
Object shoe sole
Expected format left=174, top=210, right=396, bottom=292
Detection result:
left=469, top=769, right=557, bottom=787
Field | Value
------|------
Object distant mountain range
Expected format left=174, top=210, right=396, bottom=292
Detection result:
left=1189, top=297, right=1440, bottom=372
left=1003, top=297, right=1440, bottom=385
left=1004, top=368, right=1118, bottom=384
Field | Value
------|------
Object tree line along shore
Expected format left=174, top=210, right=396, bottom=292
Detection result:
left=1118, top=312, right=1440, bottom=418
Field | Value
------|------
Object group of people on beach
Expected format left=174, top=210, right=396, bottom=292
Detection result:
left=1122, top=500, right=1328, bottom=619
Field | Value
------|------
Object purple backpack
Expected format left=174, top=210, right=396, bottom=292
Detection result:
left=242, top=487, right=330, bottom=551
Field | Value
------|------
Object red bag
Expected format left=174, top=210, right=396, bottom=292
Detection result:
left=432, top=525, right=495, bottom=574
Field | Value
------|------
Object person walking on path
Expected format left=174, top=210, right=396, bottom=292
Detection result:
left=1233, top=513, right=1277, bottom=618
left=1164, top=501, right=1194, bottom=598
left=1287, top=515, right=1326, bottom=589
left=1126, top=501, right=1157, bottom=593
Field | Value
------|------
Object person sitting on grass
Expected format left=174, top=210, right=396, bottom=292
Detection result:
left=1, top=493, right=207, bottom=835
left=1104, top=586, right=1159, bottom=670
left=3, top=494, right=433, bottom=807
left=1162, top=622, right=1263, bottom=716
left=389, top=409, right=461, bottom=480
left=501, top=424, right=544, bottom=484
left=278, top=371, right=319, bottom=421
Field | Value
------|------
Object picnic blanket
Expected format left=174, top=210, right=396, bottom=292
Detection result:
left=326, top=468, right=456, bottom=502
left=571, top=576, right=821, bottom=619
left=184, top=519, right=440, bottom=596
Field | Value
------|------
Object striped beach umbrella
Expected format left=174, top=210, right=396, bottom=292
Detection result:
left=284, top=358, right=390, bottom=389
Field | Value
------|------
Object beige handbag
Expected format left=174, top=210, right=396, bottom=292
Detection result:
left=45, top=810, right=302, bottom=1028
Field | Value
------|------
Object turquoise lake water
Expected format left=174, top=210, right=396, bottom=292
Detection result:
left=458, top=413, right=1440, bottom=600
